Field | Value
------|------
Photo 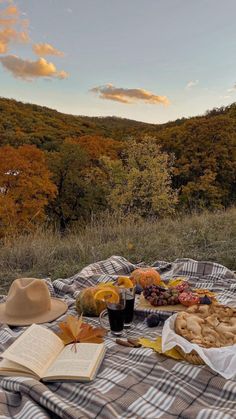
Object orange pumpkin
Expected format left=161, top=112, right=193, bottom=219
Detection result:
left=130, top=268, right=162, bottom=289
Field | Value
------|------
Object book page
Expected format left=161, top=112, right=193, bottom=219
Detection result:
left=0, top=359, right=37, bottom=379
left=2, top=324, right=64, bottom=378
left=43, top=343, right=105, bottom=381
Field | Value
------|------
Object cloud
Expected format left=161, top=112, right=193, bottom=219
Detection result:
left=0, top=27, right=29, bottom=53
left=2, top=5, right=18, bottom=15
left=0, top=55, right=68, bottom=80
left=0, top=4, right=18, bottom=26
left=186, top=80, right=199, bottom=89
left=0, top=2, right=29, bottom=53
left=90, top=83, right=170, bottom=105
left=0, top=1, right=68, bottom=81
left=227, top=84, right=236, bottom=94
left=33, top=43, right=64, bottom=57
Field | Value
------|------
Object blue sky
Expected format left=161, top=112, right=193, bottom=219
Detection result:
left=0, top=0, right=236, bottom=123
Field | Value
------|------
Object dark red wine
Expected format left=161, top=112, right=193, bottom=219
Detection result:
left=107, top=304, right=125, bottom=333
left=124, top=296, right=134, bottom=325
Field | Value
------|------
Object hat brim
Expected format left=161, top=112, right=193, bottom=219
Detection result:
left=0, top=298, right=68, bottom=326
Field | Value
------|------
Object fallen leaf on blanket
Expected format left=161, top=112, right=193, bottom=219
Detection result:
left=139, top=336, right=183, bottom=360
left=57, top=314, right=106, bottom=345
left=77, top=323, right=106, bottom=343
left=97, top=282, right=115, bottom=288
left=58, top=315, right=83, bottom=345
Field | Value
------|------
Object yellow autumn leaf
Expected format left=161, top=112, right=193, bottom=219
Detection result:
left=57, top=314, right=106, bottom=345
left=97, top=282, right=115, bottom=288
left=67, top=314, right=83, bottom=339
left=139, top=336, right=183, bottom=360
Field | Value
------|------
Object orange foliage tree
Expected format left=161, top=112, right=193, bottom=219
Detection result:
left=67, top=135, right=122, bottom=161
left=0, top=145, right=57, bottom=236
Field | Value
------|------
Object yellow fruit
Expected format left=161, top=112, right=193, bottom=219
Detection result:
left=94, top=288, right=120, bottom=304
left=167, top=278, right=185, bottom=287
left=117, top=276, right=134, bottom=288
left=97, top=282, right=115, bottom=288
left=159, top=280, right=167, bottom=288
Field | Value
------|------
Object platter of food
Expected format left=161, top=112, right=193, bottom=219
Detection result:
left=137, top=294, right=186, bottom=312
left=135, top=272, right=217, bottom=314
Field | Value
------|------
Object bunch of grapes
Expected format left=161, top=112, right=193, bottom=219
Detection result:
left=143, top=285, right=180, bottom=306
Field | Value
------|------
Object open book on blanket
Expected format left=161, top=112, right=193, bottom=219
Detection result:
left=0, top=324, right=105, bottom=382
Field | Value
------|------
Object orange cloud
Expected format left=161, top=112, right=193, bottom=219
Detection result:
left=3, top=5, right=18, bottom=15
left=0, top=1, right=68, bottom=81
left=0, top=2, right=29, bottom=53
left=33, top=43, right=64, bottom=57
left=0, top=27, right=28, bottom=53
left=90, top=84, right=170, bottom=105
left=0, top=55, right=69, bottom=80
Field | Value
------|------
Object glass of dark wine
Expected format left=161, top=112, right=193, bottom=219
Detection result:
left=120, top=287, right=135, bottom=328
left=99, top=292, right=126, bottom=336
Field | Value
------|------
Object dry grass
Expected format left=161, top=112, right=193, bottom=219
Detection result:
left=0, top=207, right=236, bottom=293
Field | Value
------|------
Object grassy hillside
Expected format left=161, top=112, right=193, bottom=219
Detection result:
left=0, top=207, right=235, bottom=293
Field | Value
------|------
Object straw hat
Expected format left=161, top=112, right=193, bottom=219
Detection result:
left=0, top=278, right=68, bottom=326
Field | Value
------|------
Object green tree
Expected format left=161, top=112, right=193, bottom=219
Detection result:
left=47, top=140, right=109, bottom=229
left=157, top=115, right=236, bottom=210
left=102, top=137, right=178, bottom=217
left=47, top=141, right=88, bottom=230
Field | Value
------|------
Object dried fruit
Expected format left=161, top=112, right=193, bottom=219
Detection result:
left=146, top=314, right=160, bottom=327
left=135, top=284, right=143, bottom=294
left=200, top=295, right=212, bottom=305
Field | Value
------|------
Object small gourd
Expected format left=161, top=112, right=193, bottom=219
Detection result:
left=130, top=268, right=162, bottom=289
left=76, top=284, right=119, bottom=316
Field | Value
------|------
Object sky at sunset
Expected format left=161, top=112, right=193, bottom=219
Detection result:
left=1, top=0, right=236, bottom=123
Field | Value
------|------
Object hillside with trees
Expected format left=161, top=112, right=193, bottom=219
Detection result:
left=0, top=97, right=235, bottom=235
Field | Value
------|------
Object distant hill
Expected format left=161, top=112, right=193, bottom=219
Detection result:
left=0, top=96, right=236, bottom=149
left=0, top=96, right=236, bottom=209
left=0, top=97, right=157, bottom=150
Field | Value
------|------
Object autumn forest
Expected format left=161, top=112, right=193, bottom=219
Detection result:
left=0, top=97, right=236, bottom=237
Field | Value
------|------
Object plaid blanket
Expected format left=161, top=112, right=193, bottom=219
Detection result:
left=0, top=256, right=236, bottom=419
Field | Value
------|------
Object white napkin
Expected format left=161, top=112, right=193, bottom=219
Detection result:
left=162, top=313, right=236, bottom=379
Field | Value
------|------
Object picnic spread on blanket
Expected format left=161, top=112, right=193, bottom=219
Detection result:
left=0, top=257, right=236, bottom=418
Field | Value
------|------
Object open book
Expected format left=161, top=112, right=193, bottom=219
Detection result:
left=0, top=324, right=105, bottom=382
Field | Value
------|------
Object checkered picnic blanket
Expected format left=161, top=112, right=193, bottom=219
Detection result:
left=0, top=256, right=236, bottom=419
